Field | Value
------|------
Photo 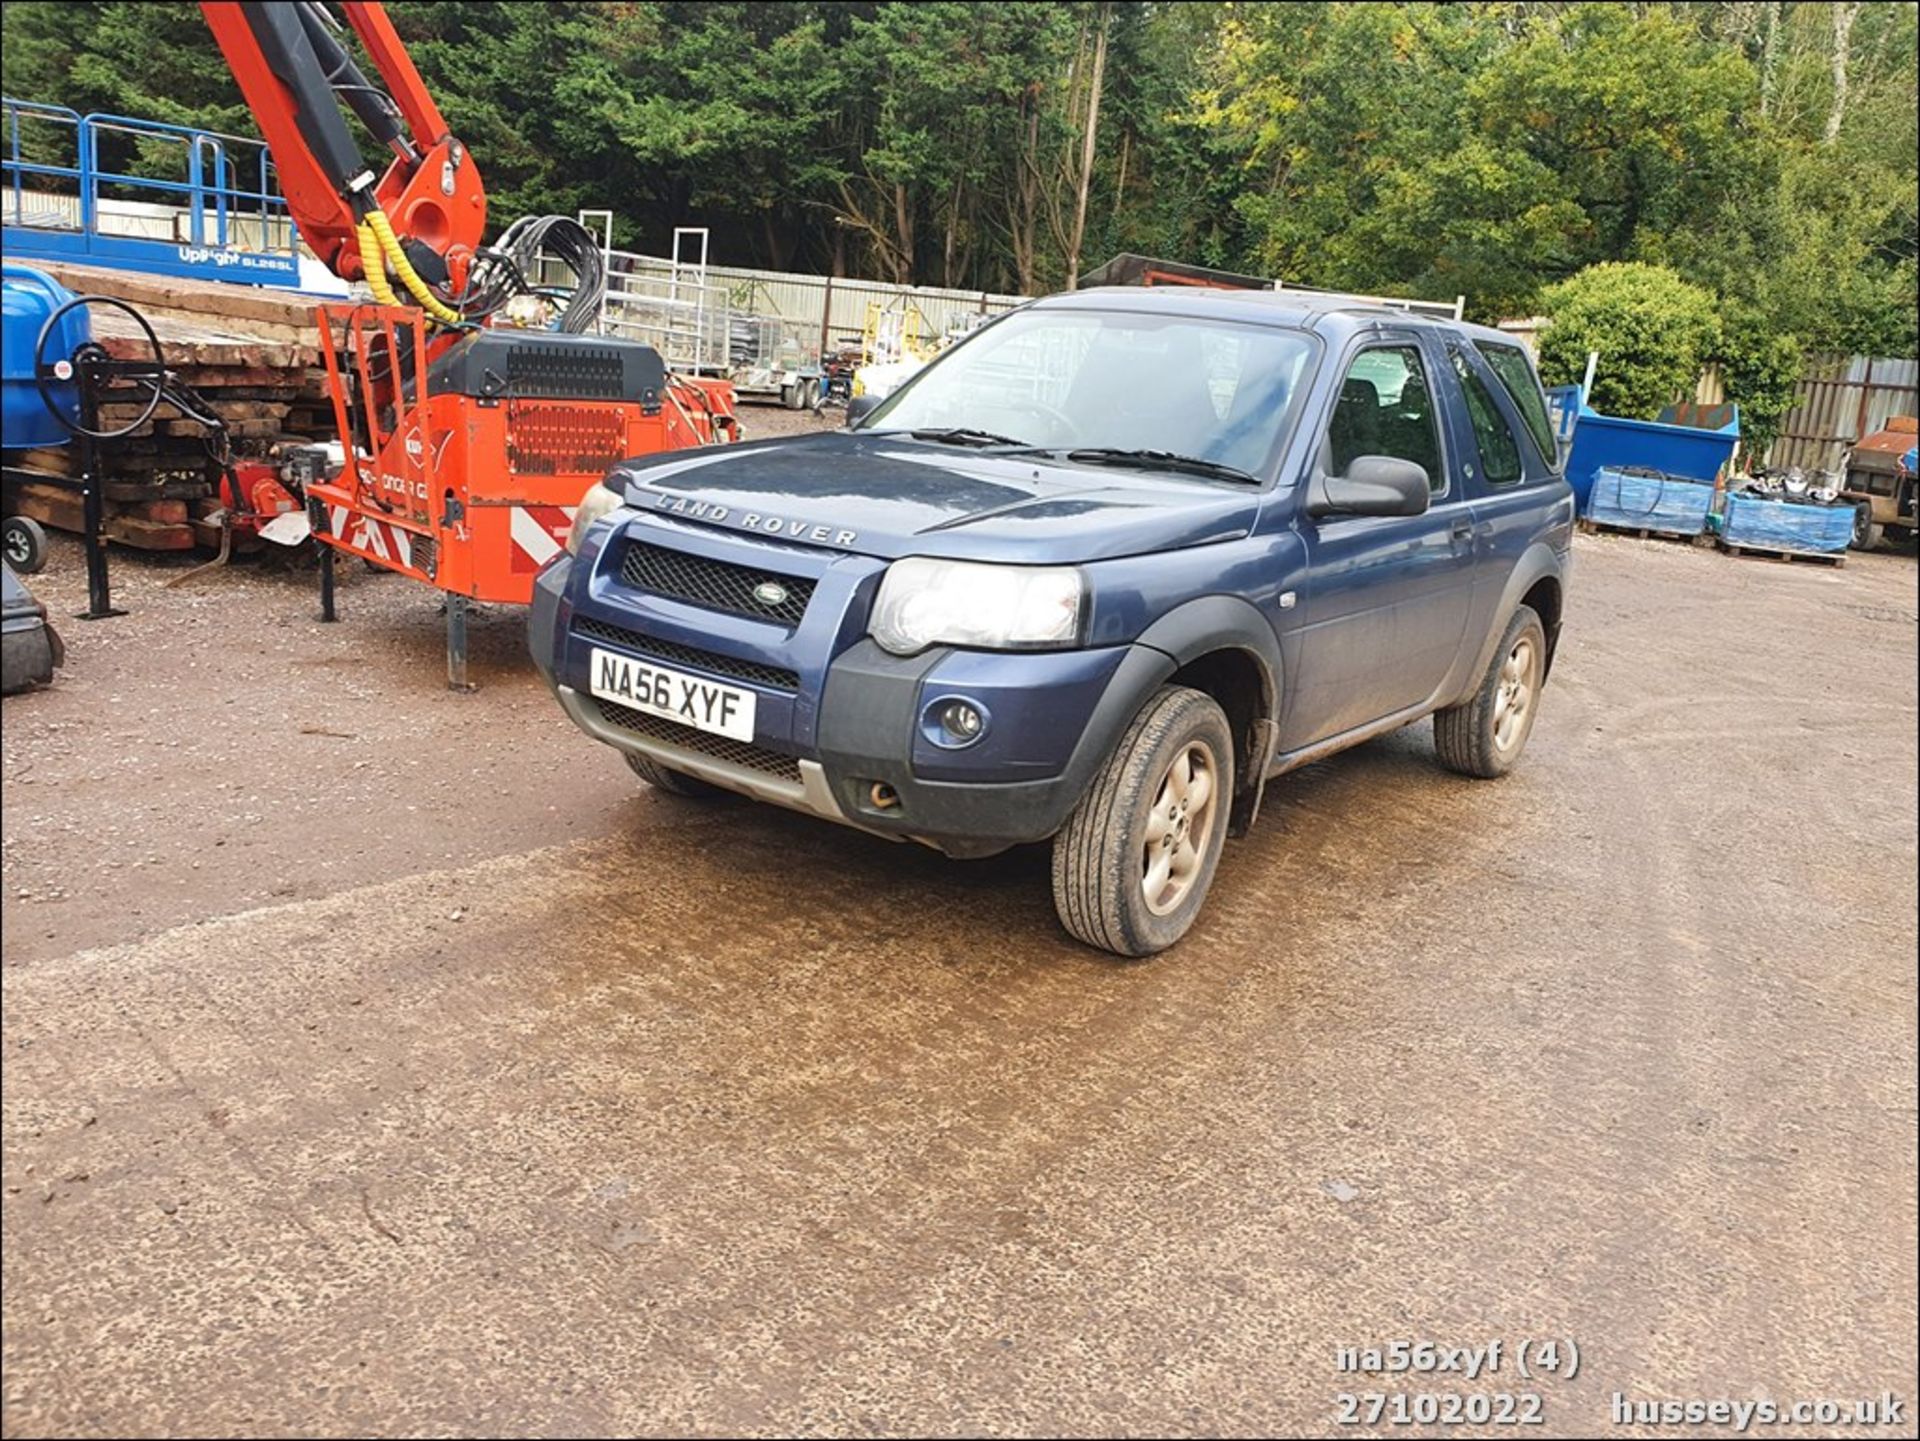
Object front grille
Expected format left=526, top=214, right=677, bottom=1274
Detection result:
left=620, top=541, right=814, bottom=626
left=594, top=698, right=801, bottom=782
left=573, top=616, right=799, bottom=691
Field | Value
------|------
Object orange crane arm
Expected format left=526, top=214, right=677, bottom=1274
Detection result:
left=198, top=1, right=485, bottom=294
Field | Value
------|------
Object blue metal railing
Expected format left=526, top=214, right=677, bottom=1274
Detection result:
left=3, top=98, right=303, bottom=287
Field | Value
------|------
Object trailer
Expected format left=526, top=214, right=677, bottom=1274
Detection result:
left=725, top=310, right=823, bottom=409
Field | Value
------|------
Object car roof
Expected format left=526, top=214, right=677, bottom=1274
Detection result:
left=1031, top=284, right=1514, bottom=347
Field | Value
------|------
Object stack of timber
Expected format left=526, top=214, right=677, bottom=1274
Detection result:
left=4, top=262, right=336, bottom=551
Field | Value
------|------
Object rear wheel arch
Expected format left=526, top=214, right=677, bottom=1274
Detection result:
left=1519, top=573, right=1564, bottom=672
left=1464, top=544, right=1565, bottom=686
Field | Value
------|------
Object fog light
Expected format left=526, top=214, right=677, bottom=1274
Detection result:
left=923, top=695, right=990, bottom=749
left=941, top=701, right=984, bottom=739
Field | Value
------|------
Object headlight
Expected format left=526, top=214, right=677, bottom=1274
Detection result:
left=870, top=557, right=1082, bottom=656
left=565, top=479, right=627, bottom=555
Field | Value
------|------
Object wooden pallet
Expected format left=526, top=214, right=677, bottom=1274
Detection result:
left=1578, top=516, right=1714, bottom=548
left=7, top=480, right=195, bottom=550
left=1716, top=540, right=1847, bottom=567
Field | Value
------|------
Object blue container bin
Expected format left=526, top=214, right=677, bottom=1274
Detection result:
left=2, top=264, right=86, bottom=450
left=1720, top=493, right=1854, bottom=555
left=1587, top=466, right=1715, bottom=536
left=1563, top=400, right=1740, bottom=514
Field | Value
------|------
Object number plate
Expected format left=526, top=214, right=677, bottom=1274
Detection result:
left=589, top=648, right=756, bottom=742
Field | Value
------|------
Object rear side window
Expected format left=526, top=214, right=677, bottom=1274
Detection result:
left=1476, top=341, right=1557, bottom=469
left=1449, top=348, right=1523, bottom=486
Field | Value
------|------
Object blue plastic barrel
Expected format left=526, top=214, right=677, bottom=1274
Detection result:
left=2, top=264, right=87, bottom=450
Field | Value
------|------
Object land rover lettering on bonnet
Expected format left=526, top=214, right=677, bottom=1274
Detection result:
left=532, top=287, right=1573, bottom=957
left=651, top=493, right=858, bottom=548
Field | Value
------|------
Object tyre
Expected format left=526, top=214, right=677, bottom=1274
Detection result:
left=799, top=377, right=821, bottom=411
left=1434, top=604, right=1547, bottom=779
left=1850, top=503, right=1883, bottom=552
left=3, top=516, right=49, bottom=575
left=781, top=382, right=804, bottom=411
left=1051, top=685, right=1235, bottom=958
left=624, top=751, right=728, bottom=798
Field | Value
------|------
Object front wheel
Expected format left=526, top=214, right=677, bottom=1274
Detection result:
left=1851, top=503, right=1884, bottom=552
left=1434, top=604, right=1547, bottom=779
left=1051, top=686, right=1235, bottom=958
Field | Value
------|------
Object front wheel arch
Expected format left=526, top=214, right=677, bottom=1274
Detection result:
left=1133, top=594, right=1285, bottom=801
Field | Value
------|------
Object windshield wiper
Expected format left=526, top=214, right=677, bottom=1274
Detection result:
left=903, top=427, right=1034, bottom=448
left=1056, top=448, right=1259, bottom=485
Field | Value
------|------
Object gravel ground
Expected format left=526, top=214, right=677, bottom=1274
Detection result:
left=2, top=400, right=838, bottom=966
left=2, top=505, right=1915, bottom=1436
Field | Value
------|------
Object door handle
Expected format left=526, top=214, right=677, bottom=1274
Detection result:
left=1449, top=518, right=1473, bottom=546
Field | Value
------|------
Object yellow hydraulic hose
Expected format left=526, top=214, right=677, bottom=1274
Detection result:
left=365, top=209, right=464, bottom=327
left=355, top=223, right=401, bottom=307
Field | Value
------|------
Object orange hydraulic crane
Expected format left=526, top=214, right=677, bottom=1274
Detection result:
left=199, top=1, right=736, bottom=687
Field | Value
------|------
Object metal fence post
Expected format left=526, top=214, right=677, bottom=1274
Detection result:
left=818, top=273, right=833, bottom=364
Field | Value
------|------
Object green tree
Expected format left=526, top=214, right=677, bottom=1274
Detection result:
left=1712, top=308, right=1804, bottom=455
left=1, top=0, right=1914, bottom=345
left=1538, top=262, right=1722, bottom=420
left=1468, top=5, right=1767, bottom=283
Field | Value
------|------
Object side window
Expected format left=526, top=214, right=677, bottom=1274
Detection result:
left=1449, top=347, right=1523, bottom=486
left=1326, top=345, right=1445, bottom=493
left=1475, top=341, right=1557, bottom=470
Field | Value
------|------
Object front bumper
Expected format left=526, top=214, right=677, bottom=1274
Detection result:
left=531, top=528, right=1174, bottom=856
left=551, top=678, right=861, bottom=827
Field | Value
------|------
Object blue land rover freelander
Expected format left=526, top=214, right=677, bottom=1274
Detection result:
left=530, top=288, right=1574, bottom=956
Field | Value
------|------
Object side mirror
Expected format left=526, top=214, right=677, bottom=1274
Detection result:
left=845, top=393, right=882, bottom=429
left=1307, top=454, right=1431, bottom=519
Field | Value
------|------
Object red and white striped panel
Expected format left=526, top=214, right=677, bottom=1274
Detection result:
left=509, top=504, right=577, bottom=572
left=327, top=505, right=419, bottom=570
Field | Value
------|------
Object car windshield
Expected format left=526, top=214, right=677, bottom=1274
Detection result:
left=864, top=307, right=1317, bottom=478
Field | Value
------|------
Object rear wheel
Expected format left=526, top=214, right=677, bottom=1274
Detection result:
left=1051, top=686, right=1234, bottom=958
left=624, top=751, right=728, bottom=799
left=1434, top=604, right=1547, bottom=779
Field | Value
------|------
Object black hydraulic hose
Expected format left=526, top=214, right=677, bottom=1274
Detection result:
left=457, top=216, right=606, bottom=332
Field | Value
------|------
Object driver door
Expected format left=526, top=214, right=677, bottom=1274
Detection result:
left=1283, top=336, right=1478, bottom=748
